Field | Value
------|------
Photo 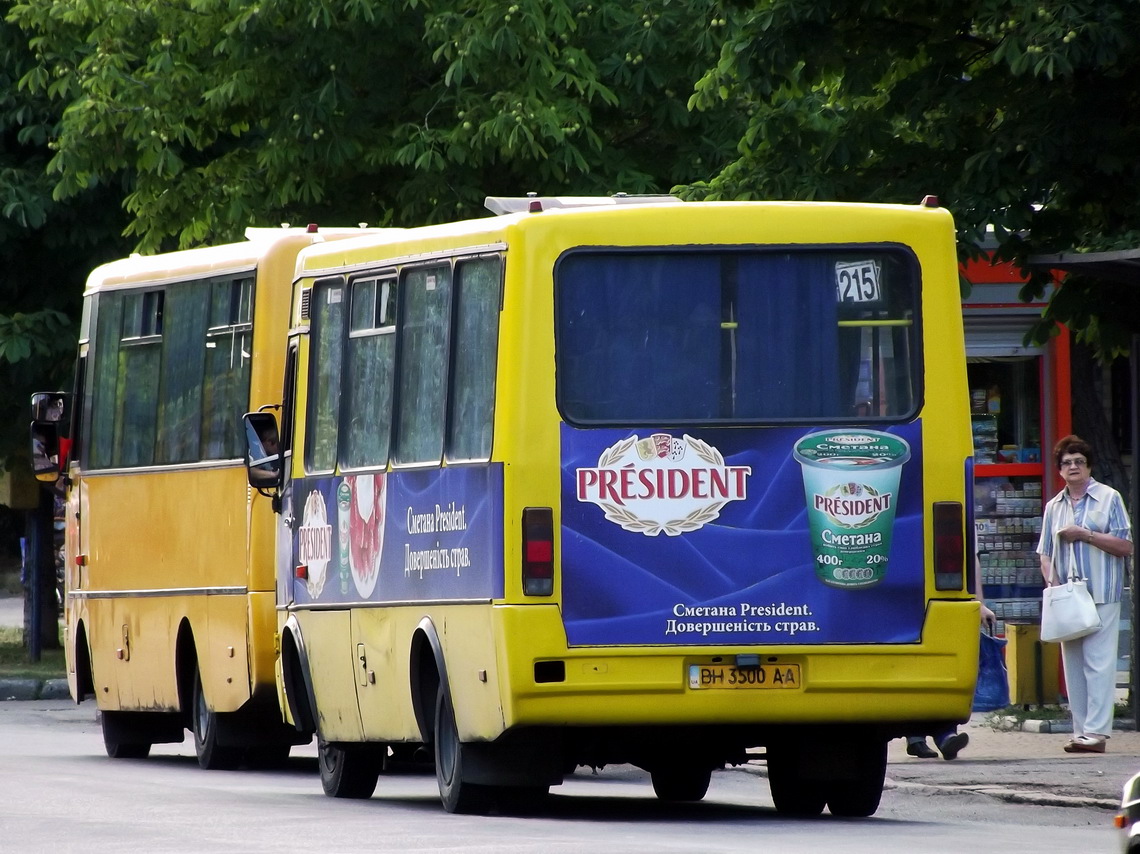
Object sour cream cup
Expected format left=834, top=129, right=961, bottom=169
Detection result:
left=793, top=430, right=911, bottom=588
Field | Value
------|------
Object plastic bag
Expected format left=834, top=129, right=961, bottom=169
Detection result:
left=972, top=632, right=1009, bottom=712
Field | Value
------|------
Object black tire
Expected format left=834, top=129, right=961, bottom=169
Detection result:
left=191, top=664, right=242, bottom=771
left=825, top=741, right=887, bottom=818
left=434, top=685, right=491, bottom=814
left=767, top=754, right=826, bottom=817
left=650, top=765, right=712, bottom=802
left=318, top=738, right=383, bottom=799
left=101, top=711, right=151, bottom=759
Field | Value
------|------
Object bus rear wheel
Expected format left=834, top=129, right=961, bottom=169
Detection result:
left=825, top=741, right=886, bottom=818
left=651, top=763, right=712, bottom=802
left=191, top=664, right=242, bottom=771
left=101, top=711, right=151, bottom=759
left=767, top=753, right=826, bottom=817
left=318, top=738, right=383, bottom=798
left=434, top=685, right=491, bottom=814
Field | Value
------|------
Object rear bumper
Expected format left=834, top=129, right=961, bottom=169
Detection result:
left=496, top=600, right=980, bottom=730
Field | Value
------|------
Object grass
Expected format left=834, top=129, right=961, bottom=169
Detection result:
left=1, top=569, right=22, bottom=596
left=0, top=625, right=66, bottom=680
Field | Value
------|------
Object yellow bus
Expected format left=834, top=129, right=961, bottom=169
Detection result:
left=32, top=226, right=372, bottom=768
left=244, top=196, right=978, bottom=815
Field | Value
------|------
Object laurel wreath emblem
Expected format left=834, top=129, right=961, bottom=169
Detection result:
left=593, top=434, right=732, bottom=537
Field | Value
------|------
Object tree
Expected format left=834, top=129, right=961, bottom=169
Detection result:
left=1, top=15, right=130, bottom=468
left=683, top=0, right=1140, bottom=360
left=9, top=0, right=744, bottom=251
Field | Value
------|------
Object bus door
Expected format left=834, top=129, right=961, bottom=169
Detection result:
left=276, top=343, right=300, bottom=608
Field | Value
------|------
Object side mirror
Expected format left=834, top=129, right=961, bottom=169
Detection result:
left=30, top=392, right=68, bottom=483
left=31, top=392, right=67, bottom=423
left=31, top=421, right=61, bottom=482
left=243, top=412, right=282, bottom=490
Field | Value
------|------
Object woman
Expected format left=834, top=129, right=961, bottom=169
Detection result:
left=1037, top=435, right=1133, bottom=754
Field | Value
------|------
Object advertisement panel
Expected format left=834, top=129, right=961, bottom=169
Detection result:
left=561, top=422, right=924, bottom=646
left=288, top=465, right=504, bottom=606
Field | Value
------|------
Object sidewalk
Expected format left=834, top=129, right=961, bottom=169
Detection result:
left=728, top=714, right=1140, bottom=808
left=883, top=713, right=1140, bottom=807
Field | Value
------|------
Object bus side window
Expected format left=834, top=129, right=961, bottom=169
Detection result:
left=202, top=277, right=254, bottom=460
left=156, top=283, right=209, bottom=464
left=115, top=289, right=164, bottom=467
left=342, top=277, right=397, bottom=469
left=447, top=256, right=501, bottom=462
left=306, top=278, right=346, bottom=473
left=393, top=264, right=452, bottom=466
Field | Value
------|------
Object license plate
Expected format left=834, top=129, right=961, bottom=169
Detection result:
left=688, top=663, right=801, bottom=690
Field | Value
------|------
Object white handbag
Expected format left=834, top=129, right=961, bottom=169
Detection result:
left=1040, top=540, right=1101, bottom=643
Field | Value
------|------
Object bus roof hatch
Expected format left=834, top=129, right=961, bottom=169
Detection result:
left=484, top=194, right=683, bottom=215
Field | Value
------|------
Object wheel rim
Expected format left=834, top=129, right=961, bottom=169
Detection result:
left=319, top=739, right=340, bottom=777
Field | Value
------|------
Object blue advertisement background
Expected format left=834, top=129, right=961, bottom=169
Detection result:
left=290, top=465, right=504, bottom=606
left=561, top=422, right=926, bottom=646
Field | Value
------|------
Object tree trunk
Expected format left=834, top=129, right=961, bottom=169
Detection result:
left=1070, top=341, right=1132, bottom=504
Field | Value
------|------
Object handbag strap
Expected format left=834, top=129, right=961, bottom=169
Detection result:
left=1049, top=533, right=1086, bottom=584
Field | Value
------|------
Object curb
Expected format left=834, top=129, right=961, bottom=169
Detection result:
left=733, top=759, right=1120, bottom=811
left=987, top=715, right=1136, bottom=734
left=0, top=678, right=69, bottom=702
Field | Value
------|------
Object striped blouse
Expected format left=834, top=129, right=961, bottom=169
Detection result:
left=1036, top=478, right=1132, bottom=603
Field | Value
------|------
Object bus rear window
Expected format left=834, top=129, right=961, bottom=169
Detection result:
left=555, top=248, right=919, bottom=424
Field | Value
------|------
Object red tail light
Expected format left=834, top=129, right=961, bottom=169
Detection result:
left=933, top=501, right=964, bottom=591
left=522, top=507, right=554, bottom=596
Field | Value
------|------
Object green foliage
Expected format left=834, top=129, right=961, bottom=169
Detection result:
left=3, top=0, right=1140, bottom=370
left=0, top=309, right=70, bottom=364
left=683, top=0, right=1140, bottom=359
left=8, top=0, right=744, bottom=251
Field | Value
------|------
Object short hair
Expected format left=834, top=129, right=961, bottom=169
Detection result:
left=1053, top=434, right=1095, bottom=470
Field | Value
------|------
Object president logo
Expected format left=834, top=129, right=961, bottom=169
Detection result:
left=297, top=488, right=332, bottom=598
left=813, top=482, right=891, bottom=530
left=576, top=433, right=751, bottom=537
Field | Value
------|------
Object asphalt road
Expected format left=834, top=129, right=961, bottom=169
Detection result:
left=0, top=701, right=1123, bottom=854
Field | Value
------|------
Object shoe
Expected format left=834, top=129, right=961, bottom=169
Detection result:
left=1064, top=735, right=1106, bottom=754
left=906, top=739, right=938, bottom=759
left=938, top=732, right=969, bottom=761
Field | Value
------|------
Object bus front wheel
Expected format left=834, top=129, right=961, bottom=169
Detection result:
left=433, top=685, right=491, bottom=814
left=318, top=738, right=383, bottom=799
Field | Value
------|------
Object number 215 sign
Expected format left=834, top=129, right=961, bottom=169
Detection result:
left=835, top=260, right=881, bottom=303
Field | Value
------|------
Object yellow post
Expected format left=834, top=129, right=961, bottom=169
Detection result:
left=1006, top=622, right=1062, bottom=705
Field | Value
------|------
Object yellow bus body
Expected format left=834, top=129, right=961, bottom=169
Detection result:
left=277, top=200, right=977, bottom=810
left=61, top=228, right=373, bottom=763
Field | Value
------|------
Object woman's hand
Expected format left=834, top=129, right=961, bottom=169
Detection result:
left=1058, top=524, right=1090, bottom=543
left=980, top=604, right=997, bottom=630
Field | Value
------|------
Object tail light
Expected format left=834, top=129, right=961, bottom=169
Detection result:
left=933, top=501, right=964, bottom=591
left=522, top=507, right=554, bottom=596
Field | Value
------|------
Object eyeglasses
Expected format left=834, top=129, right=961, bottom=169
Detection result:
left=1060, top=458, right=1088, bottom=468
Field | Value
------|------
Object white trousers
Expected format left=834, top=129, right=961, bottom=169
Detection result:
left=1060, top=601, right=1120, bottom=738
